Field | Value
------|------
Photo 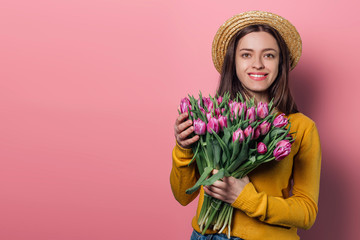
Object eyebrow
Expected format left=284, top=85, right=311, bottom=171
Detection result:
left=239, top=48, right=278, bottom=52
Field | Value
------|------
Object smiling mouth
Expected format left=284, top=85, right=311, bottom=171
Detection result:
left=248, top=73, right=268, bottom=80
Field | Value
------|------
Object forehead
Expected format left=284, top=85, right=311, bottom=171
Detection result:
left=237, top=31, right=279, bottom=51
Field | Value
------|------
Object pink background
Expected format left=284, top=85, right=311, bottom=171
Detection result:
left=1, top=0, right=359, bottom=239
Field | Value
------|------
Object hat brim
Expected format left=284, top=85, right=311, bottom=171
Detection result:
left=212, top=11, right=302, bottom=73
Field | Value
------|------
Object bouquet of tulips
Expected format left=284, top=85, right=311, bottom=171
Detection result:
left=178, top=92, right=294, bottom=238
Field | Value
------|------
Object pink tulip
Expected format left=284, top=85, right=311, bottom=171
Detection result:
left=273, top=140, right=292, bottom=161
left=257, top=142, right=267, bottom=154
left=253, top=126, right=261, bottom=140
left=207, top=118, right=219, bottom=134
left=231, top=102, right=246, bottom=119
left=218, top=115, right=228, bottom=130
left=193, top=119, right=206, bottom=135
left=276, top=140, right=292, bottom=148
left=273, top=113, right=288, bottom=128
left=230, top=102, right=239, bottom=117
left=239, top=102, right=246, bottom=117
left=203, top=97, right=214, bottom=112
left=246, top=107, right=256, bottom=124
left=197, top=99, right=205, bottom=112
left=244, top=125, right=254, bottom=139
left=257, top=102, right=269, bottom=119
left=259, top=121, right=271, bottom=135
left=215, top=108, right=221, bottom=117
left=206, top=112, right=212, bottom=121
left=232, top=128, right=244, bottom=142
left=180, top=98, right=191, bottom=114
left=217, top=96, right=223, bottom=105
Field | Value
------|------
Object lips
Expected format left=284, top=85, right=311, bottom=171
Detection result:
left=248, top=72, right=268, bottom=81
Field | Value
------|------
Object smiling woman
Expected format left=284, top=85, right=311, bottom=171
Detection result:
left=235, top=31, right=279, bottom=103
left=171, top=11, right=321, bottom=240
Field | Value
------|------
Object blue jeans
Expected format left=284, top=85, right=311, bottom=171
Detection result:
left=190, top=230, right=244, bottom=240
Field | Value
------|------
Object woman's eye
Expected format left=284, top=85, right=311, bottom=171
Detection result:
left=265, top=53, right=275, bottom=58
left=241, top=53, right=251, bottom=58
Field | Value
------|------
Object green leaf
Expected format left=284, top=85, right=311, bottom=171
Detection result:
left=188, top=142, right=200, bottom=166
left=212, top=139, right=222, bottom=168
left=202, top=168, right=225, bottom=186
left=227, top=141, right=249, bottom=173
left=230, top=139, right=241, bottom=162
left=211, top=130, right=230, bottom=160
left=249, top=155, right=256, bottom=164
left=186, top=167, right=213, bottom=194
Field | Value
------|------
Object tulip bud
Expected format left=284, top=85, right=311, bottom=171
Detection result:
left=257, top=142, right=267, bottom=154
left=259, top=121, right=271, bottom=135
left=253, top=126, right=261, bottom=140
left=246, top=107, right=256, bottom=124
left=230, top=102, right=239, bottom=117
left=203, top=97, right=214, bottom=112
left=193, top=119, right=206, bottom=135
left=257, top=102, right=269, bottom=119
left=273, top=140, right=292, bottom=161
left=215, top=108, right=221, bottom=117
left=207, top=118, right=219, bottom=134
left=197, top=99, right=205, bottom=113
left=276, top=140, right=291, bottom=148
left=273, top=113, right=288, bottom=128
left=206, top=112, right=212, bottom=121
left=217, top=96, right=223, bottom=105
left=231, top=102, right=246, bottom=119
left=232, top=128, right=244, bottom=142
left=218, top=115, right=228, bottom=130
left=244, top=125, right=254, bottom=139
left=180, top=98, right=191, bottom=114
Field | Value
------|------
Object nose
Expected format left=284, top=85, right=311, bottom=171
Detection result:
left=252, top=56, right=265, bottom=69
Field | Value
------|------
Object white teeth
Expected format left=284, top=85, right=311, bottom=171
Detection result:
left=250, top=74, right=265, bottom=77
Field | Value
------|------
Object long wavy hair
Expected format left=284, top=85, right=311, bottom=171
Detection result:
left=216, top=24, right=298, bottom=114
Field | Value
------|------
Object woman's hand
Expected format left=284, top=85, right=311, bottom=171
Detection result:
left=174, top=112, right=200, bottom=149
left=203, top=170, right=250, bottom=204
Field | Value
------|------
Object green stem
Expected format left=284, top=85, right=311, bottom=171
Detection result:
left=227, top=207, right=234, bottom=239
left=201, top=199, right=222, bottom=235
left=214, top=204, right=230, bottom=231
left=198, top=194, right=209, bottom=225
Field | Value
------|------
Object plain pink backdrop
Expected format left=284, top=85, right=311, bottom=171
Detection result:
left=1, top=0, right=359, bottom=239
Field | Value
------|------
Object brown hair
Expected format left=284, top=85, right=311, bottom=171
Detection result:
left=216, top=24, right=298, bottom=114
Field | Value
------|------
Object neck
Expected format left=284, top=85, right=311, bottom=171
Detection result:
left=248, top=92, right=270, bottom=104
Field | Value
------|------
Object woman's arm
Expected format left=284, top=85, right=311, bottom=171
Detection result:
left=232, top=122, right=321, bottom=229
left=170, top=112, right=200, bottom=206
left=170, top=142, right=200, bottom=206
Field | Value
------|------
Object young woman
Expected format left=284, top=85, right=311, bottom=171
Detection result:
left=171, top=11, right=321, bottom=240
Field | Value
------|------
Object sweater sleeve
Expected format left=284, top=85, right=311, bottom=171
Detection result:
left=170, top=141, right=200, bottom=206
left=231, top=122, right=321, bottom=229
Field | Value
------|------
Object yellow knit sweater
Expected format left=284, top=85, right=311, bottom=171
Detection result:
left=170, top=113, right=321, bottom=240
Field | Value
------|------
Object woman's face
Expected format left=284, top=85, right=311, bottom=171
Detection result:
left=235, top=31, right=280, bottom=101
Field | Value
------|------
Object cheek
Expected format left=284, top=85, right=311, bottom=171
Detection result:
left=269, top=61, right=279, bottom=78
left=235, top=60, right=249, bottom=78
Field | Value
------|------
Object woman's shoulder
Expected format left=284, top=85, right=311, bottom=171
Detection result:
left=287, top=112, right=315, bottom=126
left=286, top=112, right=317, bottom=133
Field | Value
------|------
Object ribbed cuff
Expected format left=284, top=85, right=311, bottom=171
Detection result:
left=172, top=141, right=194, bottom=167
left=175, top=141, right=193, bottom=157
left=231, top=182, right=257, bottom=211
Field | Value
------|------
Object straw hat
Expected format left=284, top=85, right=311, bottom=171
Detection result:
left=212, top=11, right=302, bottom=73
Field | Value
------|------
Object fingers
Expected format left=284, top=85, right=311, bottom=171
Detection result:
left=175, top=112, right=189, bottom=126
left=178, top=134, right=199, bottom=149
left=204, top=186, right=226, bottom=201
left=203, top=176, right=249, bottom=204
left=174, top=112, right=200, bottom=149
left=174, top=113, right=192, bottom=135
